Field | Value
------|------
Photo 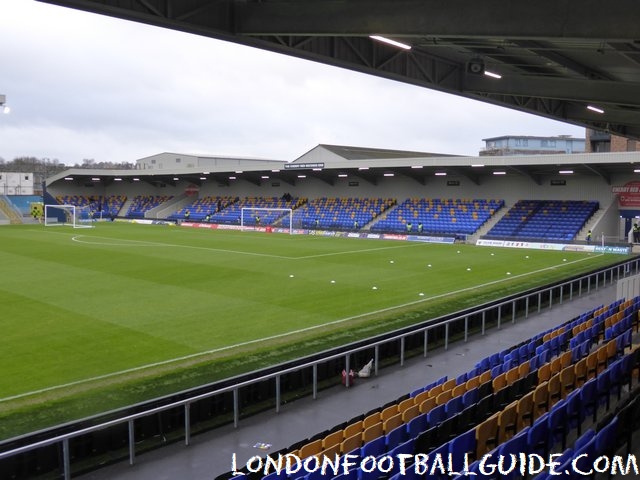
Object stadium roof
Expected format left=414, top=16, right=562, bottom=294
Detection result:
left=49, top=145, right=640, bottom=188
left=295, top=144, right=457, bottom=162
left=38, top=0, right=640, bottom=141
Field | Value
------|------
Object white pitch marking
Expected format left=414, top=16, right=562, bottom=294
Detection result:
left=70, top=234, right=427, bottom=261
left=4, top=236, right=604, bottom=403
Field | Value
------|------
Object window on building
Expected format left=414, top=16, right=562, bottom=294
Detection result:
left=151, top=159, right=156, bottom=164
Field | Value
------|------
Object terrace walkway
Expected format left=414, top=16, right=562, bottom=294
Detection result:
left=80, top=283, right=618, bottom=480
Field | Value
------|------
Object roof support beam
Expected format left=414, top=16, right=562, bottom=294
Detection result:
left=581, top=164, right=611, bottom=184
left=236, top=0, right=640, bottom=40
left=463, top=76, right=640, bottom=109
left=508, top=166, right=542, bottom=185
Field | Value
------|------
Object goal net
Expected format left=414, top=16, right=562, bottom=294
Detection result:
left=44, top=204, right=94, bottom=228
left=240, top=207, right=293, bottom=234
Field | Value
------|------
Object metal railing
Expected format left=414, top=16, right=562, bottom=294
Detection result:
left=0, top=257, right=637, bottom=479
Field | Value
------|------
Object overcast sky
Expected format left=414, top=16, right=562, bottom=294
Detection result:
left=0, top=0, right=585, bottom=165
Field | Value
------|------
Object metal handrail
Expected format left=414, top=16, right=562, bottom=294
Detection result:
left=0, top=258, right=636, bottom=480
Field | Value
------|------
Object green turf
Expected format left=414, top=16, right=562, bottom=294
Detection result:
left=0, top=222, right=625, bottom=437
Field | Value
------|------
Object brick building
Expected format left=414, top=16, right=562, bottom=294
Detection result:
left=585, top=129, right=640, bottom=153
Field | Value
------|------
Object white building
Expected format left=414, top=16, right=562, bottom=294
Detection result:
left=0, top=171, right=35, bottom=195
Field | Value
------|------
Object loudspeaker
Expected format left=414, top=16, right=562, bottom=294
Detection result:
left=467, top=58, right=485, bottom=74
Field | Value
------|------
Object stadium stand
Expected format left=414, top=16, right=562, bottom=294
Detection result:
left=167, top=195, right=238, bottom=222
left=56, top=194, right=127, bottom=218
left=294, top=197, right=395, bottom=230
left=370, top=198, right=504, bottom=237
left=126, top=195, right=174, bottom=219
left=209, top=294, right=640, bottom=480
left=487, top=200, right=599, bottom=241
left=5, top=195, right=42, bottom=217
left=173, top=196, right=306, bottom=225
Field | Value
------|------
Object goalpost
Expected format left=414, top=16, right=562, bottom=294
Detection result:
left=240, top=207, right=293, bottom=234
left=44, top=204, right=94, bottom=228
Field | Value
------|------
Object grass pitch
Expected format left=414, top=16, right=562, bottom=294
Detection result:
left=0, top=222, right=624, bottom=438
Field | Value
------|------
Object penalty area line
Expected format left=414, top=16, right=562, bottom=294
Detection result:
left=0, top=254, right=602, bottom=403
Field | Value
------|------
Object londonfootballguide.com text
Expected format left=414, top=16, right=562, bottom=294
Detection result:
left=230, top=452, right=640, bottom=477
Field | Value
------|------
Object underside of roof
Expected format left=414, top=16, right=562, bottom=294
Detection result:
left=37, top=0, right=640, bottom=141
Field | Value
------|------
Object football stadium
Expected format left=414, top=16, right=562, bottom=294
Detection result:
left=3, top=1, right=640, bottom=480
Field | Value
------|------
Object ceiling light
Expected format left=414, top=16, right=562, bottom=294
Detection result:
left=358, top=167, right=369, bottom=171
left=235, top=170, right=243, bottom=174
left=173, top=177, right=179, bottom=181
left=435, top=172, right=447, bottom=176
left=297, top=175, right=306, bottom=178
left=484, top=70, right=502, bottom=79
left=199, top=177, right=207, bottom=180
left=411, top=165, right=423, bottom=169
left=634, top=169, right=640, bottom=173
left=261, top=175, right=269, bottom=179
left=91, top=177, right=100, bottom=181
left=471, top=164, right=485, bottom=167
left=587, top=105, right=604, bottom=114
left=559, top=170, right=574, bottom=174
left=64, top=177, right=73, bottom=181
left=202, top=171, right=210, bottom=175
left=369, top=35, right=411, bottom=50
left=312, top=168, right=322, bottom=171
left=114, top=178, right=122, bottom=181
left=338, top=173, right=348, bottom=178
left=493, top=171, right=507, bottom=175
left=229, top=176, right=236, bottom=180
left=271, top=169, right=280, bottom=173
left=383, top=173, right=394, bottom=177
left=133, top=178, right=140, bottom=182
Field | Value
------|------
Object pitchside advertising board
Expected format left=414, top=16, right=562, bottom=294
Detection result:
left=122, top=219, right=629, bottom=252
left=476, top=239, right=630, bottom=255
